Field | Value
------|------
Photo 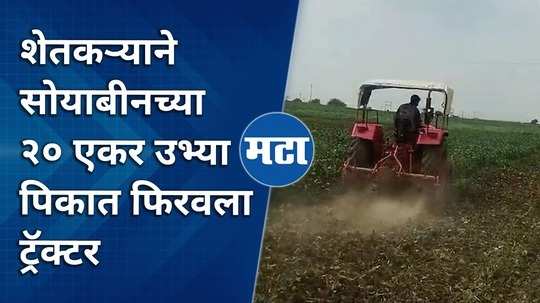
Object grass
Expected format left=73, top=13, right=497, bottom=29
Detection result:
left=279, top=102, right=540, bottom=197
left=255, top=102, right=540, bottom=302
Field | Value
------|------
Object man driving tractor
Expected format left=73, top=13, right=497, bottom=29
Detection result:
left=394, top=94, right=422, bottom=144
left=343, top=79, right=452, bottom=194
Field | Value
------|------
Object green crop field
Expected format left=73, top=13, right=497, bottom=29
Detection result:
left=274, top=102, right=540, bottom=197
left=255, top=102, right=540, bottom=302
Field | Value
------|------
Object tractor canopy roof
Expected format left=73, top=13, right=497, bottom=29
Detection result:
left=359, top=79, right=454, bottom=115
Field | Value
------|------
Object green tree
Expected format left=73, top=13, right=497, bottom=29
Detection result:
left=327, top=98, right=346, bottom=107
left=309, top=98, right=321, bottom=104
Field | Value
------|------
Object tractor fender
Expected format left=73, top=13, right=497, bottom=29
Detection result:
left=416, top=127, right=447, bottom=145
left=351, top=123, right=383, bottom=141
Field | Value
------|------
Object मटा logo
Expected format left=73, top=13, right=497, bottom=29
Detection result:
left=244, top=136, right=310, bottom=165
left=240, top=112, right=314, bottom=187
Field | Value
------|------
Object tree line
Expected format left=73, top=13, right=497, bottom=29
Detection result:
left=285, top=97, right=347, bottom=107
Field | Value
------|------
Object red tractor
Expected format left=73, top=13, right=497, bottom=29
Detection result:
left=342, top=80, right=453, bottom=198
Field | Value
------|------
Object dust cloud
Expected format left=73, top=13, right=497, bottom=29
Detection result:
left=268, top=189, right=438, bottom=234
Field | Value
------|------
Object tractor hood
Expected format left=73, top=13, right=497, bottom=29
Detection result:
left=359, top=79, right=454, bottom=115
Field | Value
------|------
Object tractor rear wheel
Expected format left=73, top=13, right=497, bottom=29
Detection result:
left=345, top=138, right=373, bottom=168
left=421, top=143, right=450, bottom=208
left=421, top=144, right=447, bottom=176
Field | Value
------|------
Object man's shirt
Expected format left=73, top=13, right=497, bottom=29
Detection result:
left=395, top=103, right=421, bottom=133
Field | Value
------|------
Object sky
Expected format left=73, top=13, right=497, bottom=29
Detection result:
left=285, top=0, right=540, bottom=122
